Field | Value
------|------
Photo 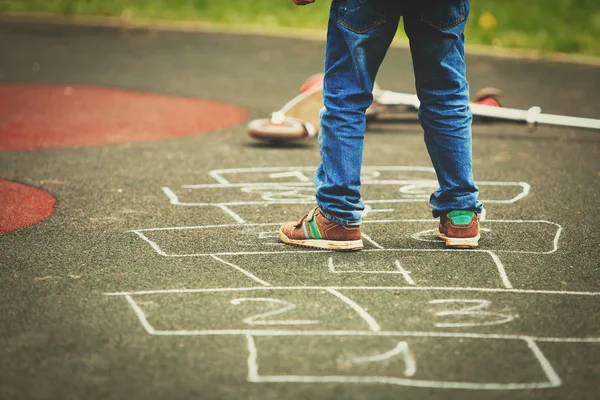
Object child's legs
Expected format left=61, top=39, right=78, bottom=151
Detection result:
left=316, top=0, right=400, bottom=226
left=403, top=0, right=483, bottom=217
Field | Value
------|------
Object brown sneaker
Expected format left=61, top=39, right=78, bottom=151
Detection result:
left=437, top=210, right=480, bottom=249
left=279, top=206, right=363, bottom=251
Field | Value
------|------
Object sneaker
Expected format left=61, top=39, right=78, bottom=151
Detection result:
left=437, top=210, right=480, bottom=249
left=279, top=206, right=363, bottom=251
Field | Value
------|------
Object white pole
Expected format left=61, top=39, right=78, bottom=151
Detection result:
left=374, top=90, right=600, bottom=131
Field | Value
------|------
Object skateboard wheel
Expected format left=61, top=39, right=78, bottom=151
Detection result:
left=473, top=87, right=503, bottom=107
left=247, top=117, right=309, bottom=141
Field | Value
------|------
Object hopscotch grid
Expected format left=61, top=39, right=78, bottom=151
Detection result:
left=128, top=219, right=559, bottom=231
left=166, top=174, right=529, bottom=206
left=245, top=333, right=559, bottom=389
left=163, top=198, right=529, bottom=207
left=126, top=168, right=572, bottom=389
left=127, top=246, right=561, bottom=258
left=208, top=166, right=437, bottom=185
left=327, top=257, right=406, bottom=275
left=114, top=287, right=600, bottom=343
left=179, top=179, right=528, bottom=188
left=248, top=375, right=557, bottom=390
left=128, top=219, right=562, bottom=256
left=117, top=286, right=600, bottom=342
left=144, top=328, right=600, bottom=343
left=105, top=285, right=600, bottom=297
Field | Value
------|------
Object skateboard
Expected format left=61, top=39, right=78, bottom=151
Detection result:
left=247, top=73, right=600, bottom=142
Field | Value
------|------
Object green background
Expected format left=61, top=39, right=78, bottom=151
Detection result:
left=1, top=0, right=600, bottom=56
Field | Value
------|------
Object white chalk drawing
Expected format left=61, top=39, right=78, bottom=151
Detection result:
left=325, top=288, right=381, bottom=332
left=128, top=220, right=562, bottom=257
left=211, top=255, right=271, bottom=287
left=245, top=335, right=560, bottom=390
left=162, top=181, right=529, bottom=207
left=229, top=298, right=319, bottom=326
left=350, top=341, right=417, bottom=378
left=327, top=258, right=416, bottom=285
left=162, top=166, right=531, bottom=225
left=111, top=286, right=600, bottom=341
left=429, top=299, right=516, bottom=328
left=113, top=165, right=598, bottom=391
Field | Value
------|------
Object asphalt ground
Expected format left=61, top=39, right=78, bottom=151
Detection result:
left=1, top=20, right=599, bottom=400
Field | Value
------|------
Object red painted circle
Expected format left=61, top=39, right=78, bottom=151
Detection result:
left=0, top=84, right=248, bottom=151
left=0, top=180, right=56, bottom=234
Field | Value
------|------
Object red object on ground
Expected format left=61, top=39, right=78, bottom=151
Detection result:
left=0, top=84, right=249, bottom=151
left=300, top=74, right=324, bottom=93
left=474, top=97, right=501, bottom=107
left=0, top=180, right=56, bottom=235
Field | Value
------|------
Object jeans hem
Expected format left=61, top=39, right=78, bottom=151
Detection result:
left=320, top=209, right=361, bottom=227
left=431, top=204, right=484, bottom=218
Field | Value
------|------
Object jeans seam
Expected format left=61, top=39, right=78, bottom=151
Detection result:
left=320, top=209, right=361, bottom=227
left=420, top=0, right=466, bottom=30
left=336, top=0, right=386, bottom=34
left=337, top=19, right=385, bottom=34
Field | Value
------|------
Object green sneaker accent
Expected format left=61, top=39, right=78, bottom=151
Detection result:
left=446, top=210, right=475, bottom=225
left=308, top=217, right=322, bottom=239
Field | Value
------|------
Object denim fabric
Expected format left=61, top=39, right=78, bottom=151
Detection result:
left=315, top=0, right=483, bottom=225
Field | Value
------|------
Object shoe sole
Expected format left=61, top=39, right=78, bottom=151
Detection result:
left=437, top=231, right=480, bottom=249
left=279, top=230, right=363, bottom=251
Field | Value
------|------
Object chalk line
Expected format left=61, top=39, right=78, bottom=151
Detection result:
left=429, top=299, right=515, bottom=328
left=161, top=187, right=180, bottom=205
left=325, top=288, right=381, bottom=332
left=217, top=204, right=246, bottom=224
left=128, top=219, right=562, bottom=256
left=351, top=341, right=416, bottom=377
left=361, top=233, right=384, bottom=249
left=130, top=231, right=168, bottom=256
left=486, top=250, right=513, bottom=289
left=230, top=298, right=319, bottom=326
left=246, top=335, right=260, bottom=382
left=143, top=328, right=600, bottom=344
left=125, top=295, right=155, bottom=334
left=105, top=285, right=600, bottom=297
left=248, top=374, right=556, bottom=390
left=208, top=166, right=437, bottom=185
left=245, top=334, right=557, bottom=390
left=327, top=257, right=401, bottom=274
left=526, top=338, right=562, bottom=387
left=395, top=260, right=416, bottom=285
left=210, top=255, right=271, bottom=287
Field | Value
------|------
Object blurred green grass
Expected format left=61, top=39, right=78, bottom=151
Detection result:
left=1, top=0, right=599, bottom=56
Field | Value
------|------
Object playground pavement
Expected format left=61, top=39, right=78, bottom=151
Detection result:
left=0, top=19, right=599, bottom=400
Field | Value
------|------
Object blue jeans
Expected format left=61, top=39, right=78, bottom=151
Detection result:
left=315, top=0, right=483, bottom=226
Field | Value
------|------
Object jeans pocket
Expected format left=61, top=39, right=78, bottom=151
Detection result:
left=337, top=0, right=386, bottom=34
left=420, top=0, right=466, bottom=30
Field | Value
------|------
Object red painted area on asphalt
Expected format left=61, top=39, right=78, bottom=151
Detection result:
left=0, top=84, right=249, bottom=151
left=0, top=180, right=56, bottom=235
